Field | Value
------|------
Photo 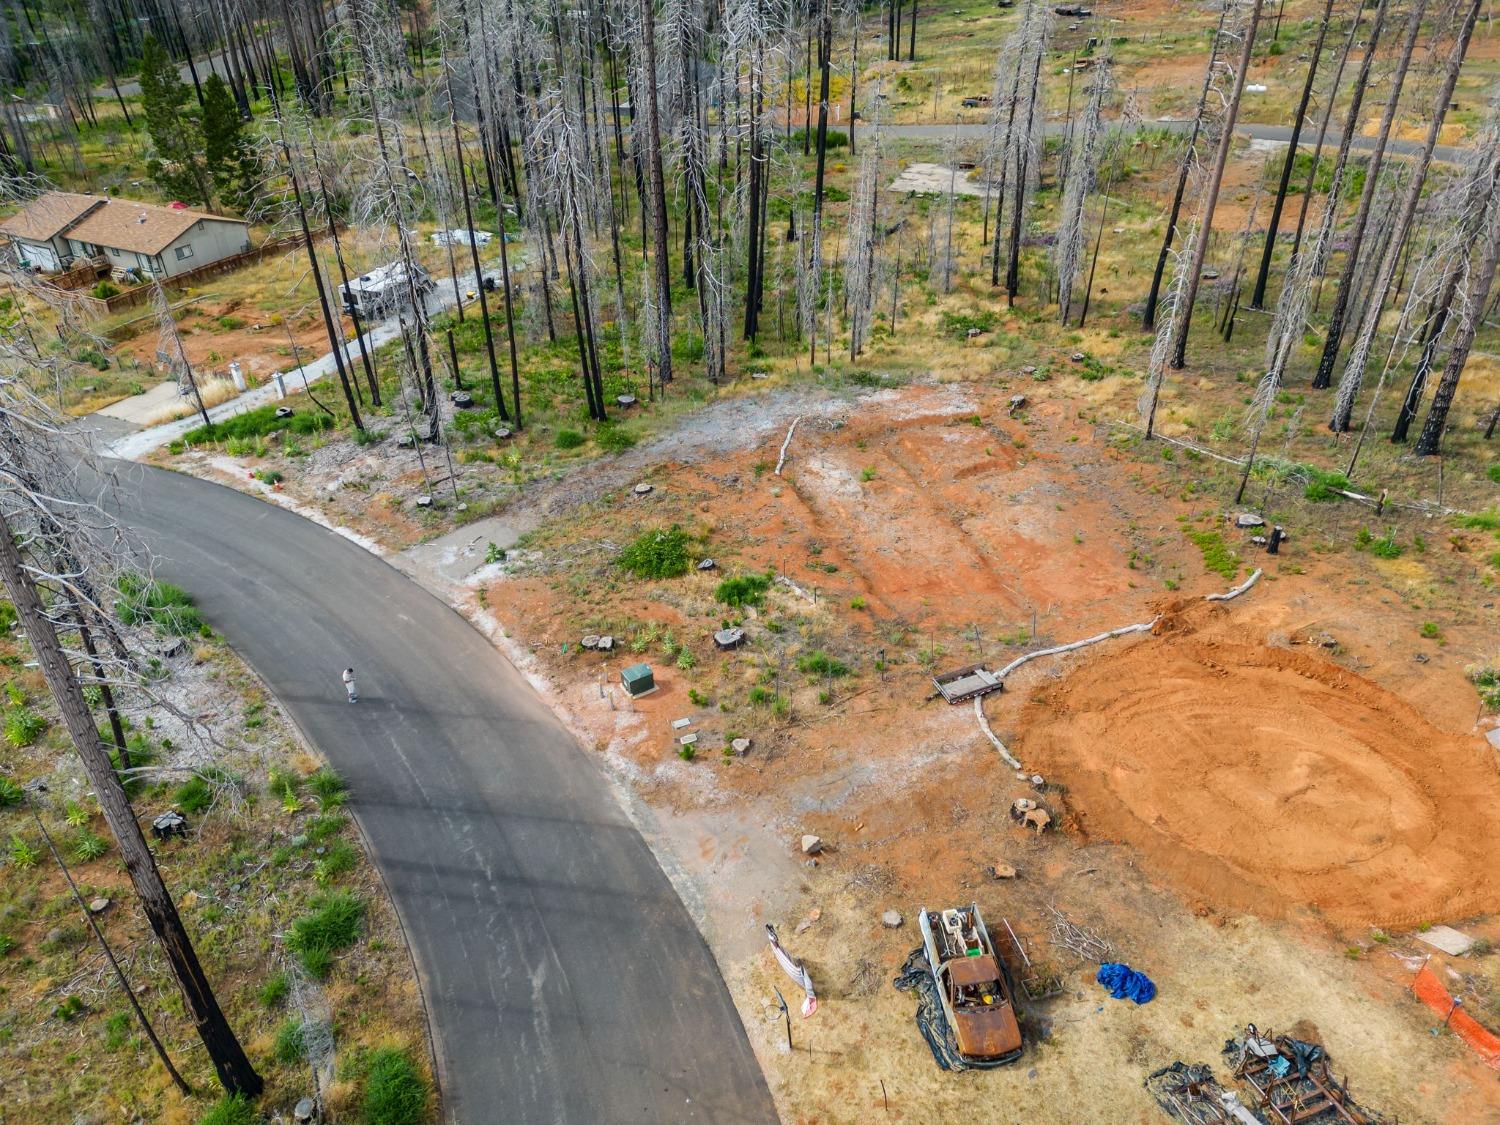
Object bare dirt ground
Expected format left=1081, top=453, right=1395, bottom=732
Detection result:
left=417, top=378, right=1500, bottom=1124
left=1019, top=611, right=1500, bottom=928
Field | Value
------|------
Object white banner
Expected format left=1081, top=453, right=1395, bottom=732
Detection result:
left=765, top=924, right=818, bottom=1018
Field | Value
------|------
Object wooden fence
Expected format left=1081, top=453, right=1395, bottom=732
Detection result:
left=65, top=231, right=325, bottom=318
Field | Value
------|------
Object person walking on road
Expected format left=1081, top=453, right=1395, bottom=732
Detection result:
left=342, top=668, right=358, bottom=703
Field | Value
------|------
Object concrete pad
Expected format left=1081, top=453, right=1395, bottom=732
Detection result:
left=97, top=381, right=189, bottom=425
left=888, top=162, right=993, bottom=197
left=1416, top=925, right=1476, bottom=956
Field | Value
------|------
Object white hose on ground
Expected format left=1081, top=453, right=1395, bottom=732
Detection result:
left=1204, top=567, right=1262, bottom=602
left=775, top=416, right=803, bottom=475
left=972, top=570, right=1262, bottom=767
left=974, top=695, right=1023, bottom=769
left=992, top=619, right=1159, bottom=682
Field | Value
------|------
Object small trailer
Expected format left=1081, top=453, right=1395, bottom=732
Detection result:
left=932, top=663, right=1002, bottom=704
left=339, top=261, right=435, bottom=320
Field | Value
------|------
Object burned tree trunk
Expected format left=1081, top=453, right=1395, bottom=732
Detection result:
left=1168, top=0, right=1264, bottom=370
left=1311, top=0, right=1426, bottom=391
left=1249, top=0, right=1334, bottom=310
left=0, top=515, right=262, bottom=1099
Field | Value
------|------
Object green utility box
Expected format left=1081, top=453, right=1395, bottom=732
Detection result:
left=621, top=663, right=656, bottom=697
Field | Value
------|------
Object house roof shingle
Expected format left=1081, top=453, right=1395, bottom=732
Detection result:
left=65, top=198, right=247, bottom=258
left=0, top=192, right=104, bottom=243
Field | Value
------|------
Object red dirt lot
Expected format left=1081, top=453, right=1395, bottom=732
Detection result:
left=1019, top=609, right=1500, bottom=927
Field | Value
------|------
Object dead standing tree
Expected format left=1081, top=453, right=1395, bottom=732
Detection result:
left=1312, top=0, right=1428, bottom=392
left=634, top=0, right=676, bottom=383
left=347, top=0, right=443, bottom=443
left=1329, top=0, right=1484, bottom=432
left=1003, top=0, right=1049, bottom=306
left=1053, top=53, right=1110, bottom=326
left=1415, top=142, right=1500, bottom=455
left=1248, top=0, right=1337, bottom=310
left=0, top=385, right=262, bottom=1099
left=529, top=67, right=610, bottom=421
left=1143, top=4, right=1226, bottom=330
left=844, top=78, right=883, bottom=358
left=1392, top=105, right=1500, bottom=442
left=1168, top=0, right=1265, bottom=370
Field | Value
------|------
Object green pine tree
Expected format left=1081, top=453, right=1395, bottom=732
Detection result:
left=139, top=37, right=213, bottom=208
left=202, top=76, right=259, bottom=215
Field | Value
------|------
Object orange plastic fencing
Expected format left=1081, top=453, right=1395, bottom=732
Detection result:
left=1412, top=964, right=1500, bottom=1070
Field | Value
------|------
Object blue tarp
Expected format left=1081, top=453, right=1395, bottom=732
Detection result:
left=1096, top=961, right=1156, bottom=1004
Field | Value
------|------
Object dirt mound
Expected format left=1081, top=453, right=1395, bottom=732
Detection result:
left=1019, top=634, right=1500, bottom=926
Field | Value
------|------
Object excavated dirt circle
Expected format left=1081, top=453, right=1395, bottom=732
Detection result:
left=1019, top=631, right=1500, bottom=926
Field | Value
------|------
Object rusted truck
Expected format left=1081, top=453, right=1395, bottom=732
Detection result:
left=918, top=903, right=1024, bottom=1067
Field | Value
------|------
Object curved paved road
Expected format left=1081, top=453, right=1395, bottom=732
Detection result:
left=852, top=120, right=1467, bottom=164
left=115, top=464, right=776, bottom=1125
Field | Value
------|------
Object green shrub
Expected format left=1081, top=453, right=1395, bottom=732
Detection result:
left=555, top=429, right=586, bottom=450
left=1368, top=531, right=1403, bottom=559
left=0, top=777, right=22, bottom=806
left=1420, top=621, right=1442, bottom=639
left=288, top=892, right=365, bottom=979
left=788, top=127, right=848, bottom=150
left=714, top=572, right=772, bottom=607
left=315, top=838, right=358, bottom=886
left=796, top=650, right=850, bottom=678
left=274, top=1017, right=307, bottom=1065
left=0, top=600, right=15, bottom=631
left=1454, top=508, right=1500, bottom=532
left=103, top=1010, right=131, bottom=1051
left=115, top=573, right=206, bottom=636
left=8, top=832, right=39, bottom=869
left=75, top=348, right=110, bottom=371
left=180, top=403, right=335, bottom=448
left=1471, top=663, right=1500, bottom=708
left=71, top=829, right=109, bottom=863
left=308, top=767, right=348, bottom=810
left=199, top=1094, right=256, bottom=1125
left=173, top=775, right=214, bottom=814
left=90, top=280, right=119, bottom=299
left=618, top=526, right=692, bottom=579
left=3, top=709, right=45, bottom=748
left=1303, top=468, right=1352, bottom=501
left=362, top=1047, right=430, bottom=1125
left=596, top=423, right=636, bottom=453
left=940, top=310, right=998, bottom=339
left=1186, top=529, right=1239, bottom=580
left=258, top=971, right=290, bottom=1009
left=672, top=331, right=706, bottom=363
left=1488, top=464, right=1500, bottom=484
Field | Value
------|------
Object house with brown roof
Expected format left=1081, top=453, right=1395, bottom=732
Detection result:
left=1, top=192, right=251, bottom=280
left=0, top=191, right=105, bottom=273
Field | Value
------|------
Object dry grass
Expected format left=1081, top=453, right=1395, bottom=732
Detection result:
left=140, top=376, right=241, bottom=426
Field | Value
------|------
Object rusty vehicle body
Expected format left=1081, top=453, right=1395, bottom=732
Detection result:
left=918, top=903, right=1024, bottom=1067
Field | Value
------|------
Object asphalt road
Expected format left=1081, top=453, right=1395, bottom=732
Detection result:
left=854, top=119, right=1467, bottom=164
left=114, top=463, right=776, bottom=1124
